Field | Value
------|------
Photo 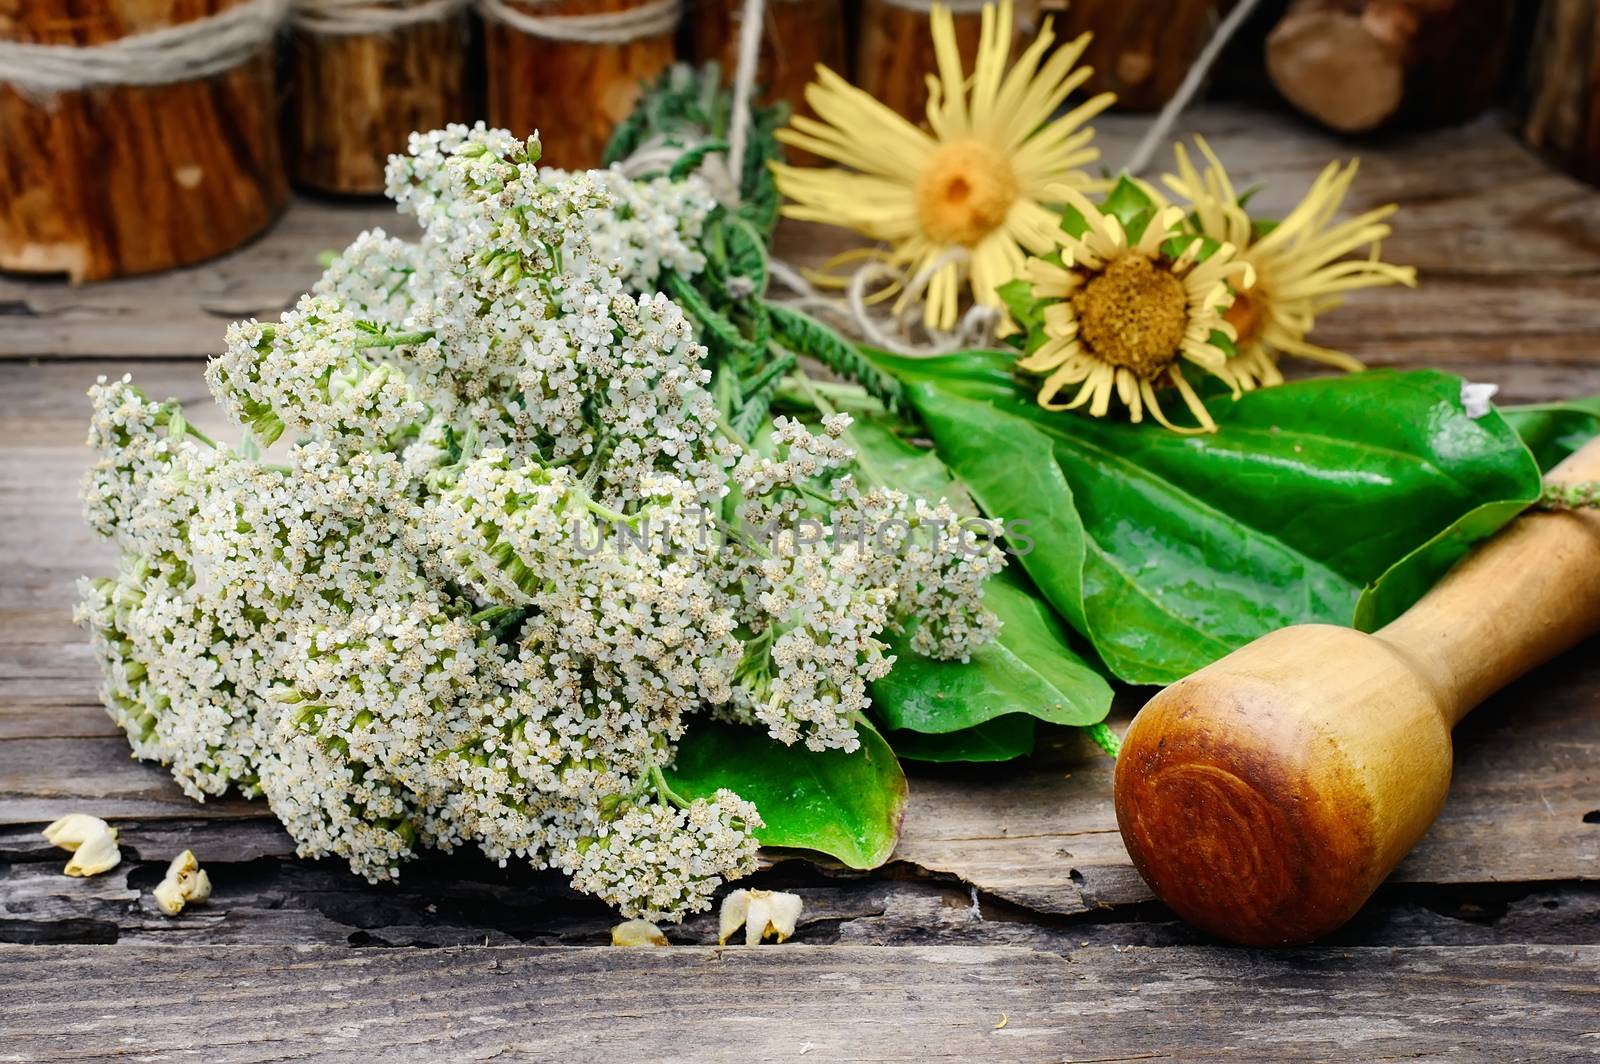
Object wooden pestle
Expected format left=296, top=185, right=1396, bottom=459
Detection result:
left=1114, top=436, right=1600, bottom=946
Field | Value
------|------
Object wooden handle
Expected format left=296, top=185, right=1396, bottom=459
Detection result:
left=1114, top=437, right=1600, bottom=945
left=1379, top=437, right=1600, bottom=720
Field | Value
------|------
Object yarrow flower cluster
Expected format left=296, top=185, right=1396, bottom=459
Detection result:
left=76, top=124, right=1004, bottom=920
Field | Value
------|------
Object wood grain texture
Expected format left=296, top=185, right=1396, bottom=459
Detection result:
left=0, top=0, right=288, bottom=281
left=484, top=0, right=677, bottom=170
left=287, top=14, right=471, bottom=195
left=1039, top=0, right=1223, bottom=112
left=1521, top=0, right=1600, bottom=188
left=0, top=201, right=409, bottom=357
left=0, top=942, right=1596, bottom=1062
left=854, top=0, right=1029, bottom=124
left=689, top=0, right=847, bottom=110
left=688, top=0, right=846, bottom=164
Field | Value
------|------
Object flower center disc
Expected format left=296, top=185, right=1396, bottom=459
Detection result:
left=915, top=139, right=1017, bottom=248
left=1072, top=253, right=1189, bottom=379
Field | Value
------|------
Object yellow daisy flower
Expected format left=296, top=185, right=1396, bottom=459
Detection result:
left=1015, top=187, right=1253, bottom=433
left=1161, top=136, right=1417, bottom=388
left=772, top=0, right=1115, bottom=333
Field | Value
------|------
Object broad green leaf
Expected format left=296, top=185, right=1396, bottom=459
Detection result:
left=871, top=575, right=1111, bottom=733
left=844, top=419, right=976, bottom=516
left=845, top=420, right=1111, bottom=741
left=872, top=350, right=1542, bottom=684
left=889, top=714, right=1037, bottom=763
left=667, top=718, right=906, bottom=869
left=1499, top=396, right=1600, bottom=472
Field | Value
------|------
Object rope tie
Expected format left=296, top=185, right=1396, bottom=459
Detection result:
left=292, top=0, right=470, bottom=35
left=0, top=0, right=288, bottom=95
left=477, top=0, right=681, bottom=43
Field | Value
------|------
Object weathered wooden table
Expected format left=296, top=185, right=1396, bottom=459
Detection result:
left=1, top=106, right=1596, bottom=1062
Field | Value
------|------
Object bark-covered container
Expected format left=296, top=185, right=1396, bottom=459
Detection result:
left=483, top=0, right=680, bottom=169
left=1521, top=0, right=1600, bottom=187
left=287, top=0, right=471, bottom=194
left=689, top=0, right=846, bottom=112
left=855, top=0, right=1038, bottom=123
left=0, top=0, right=288, bottom=282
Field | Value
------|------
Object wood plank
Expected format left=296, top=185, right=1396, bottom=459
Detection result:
left=0, top=201, right=408, bottom=359
left=0, top=942, right=1595, bottom=1062
left=6, top=812, right=1594, bottom=949
left=1, top=360, right=1597, bottom=912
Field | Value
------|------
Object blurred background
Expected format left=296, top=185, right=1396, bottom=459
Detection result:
left=0, top=0, right=1583, bottom=282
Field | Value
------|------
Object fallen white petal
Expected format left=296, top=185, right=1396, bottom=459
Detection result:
left=43, top=814, right=115, bottom=852
left=153, top=850, right=211, bottom=916
left=153, top=876, right=188, bottom=916
left=63, top=829, right=121, bottom=877
left=1461, top=381, right=1499, bottom=419
left=720, top=888, right=804, bottom=946
left=718, top=889, right=752, bottom=946
left=611, top=919, right=669, bottom=947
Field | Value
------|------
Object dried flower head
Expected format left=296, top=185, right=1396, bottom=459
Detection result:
left=718, top=888, right=804, bottom=945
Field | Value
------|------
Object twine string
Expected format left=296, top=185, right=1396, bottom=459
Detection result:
left=1119, top=0, right=1266, bottom=175
left=477, top=0, right=682, bottom=44
left=292, top=0, right=470, bottom=35
left=0, top=0, right=288, bottom=95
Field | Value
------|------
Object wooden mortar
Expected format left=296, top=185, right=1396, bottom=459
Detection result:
left=287, top=2, right=470, bottom=195
left=0, top=0, right=287, bottom=282
left=1114, top=436, right=1600, bottom=946
left=484, top=0, right=679, bottom=170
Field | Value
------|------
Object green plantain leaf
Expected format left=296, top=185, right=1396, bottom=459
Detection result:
left=667, top=717, right=906, bottom=869
left=889, top=714, right=1037, bottom=763
left=872, top=350, right=1543, bottom=684
left=843, top=419, right=977, bottom=516
left=1499, top=396, right=1600, bottom=472
left=871, top=575, right=1111, bottom=733
left=844, top=417, right=1111, bottom=747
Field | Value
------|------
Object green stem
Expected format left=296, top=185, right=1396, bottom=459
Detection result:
left=583, top=497, right=636, bottom=526
left=352, top=329, right=434, bottom=350
left=1086, top=722, right=1121, bottom=759
left=788, top=365, right=837, bottom=418
left=1537, top=481, right=1600, bottom=510
left=178, top=421, right=219, bottom=449
left=714, top=517, right=774, bottom=560
left=649, top=763, right=691, bottom=810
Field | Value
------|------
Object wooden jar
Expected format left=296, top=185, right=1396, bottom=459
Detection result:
left=287, top=1, right=471, bottom=194
left=1522, top=0, right=1600, bottom=187
left=0, top=0, right=287, bottom=282
left=484, top=0, right=680, bottom=169
left=1041, top=0, right=1226, bottom=112
left=689, top=0, right=847, bottom=112
left=856, top=0, right=1040, bottom=123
